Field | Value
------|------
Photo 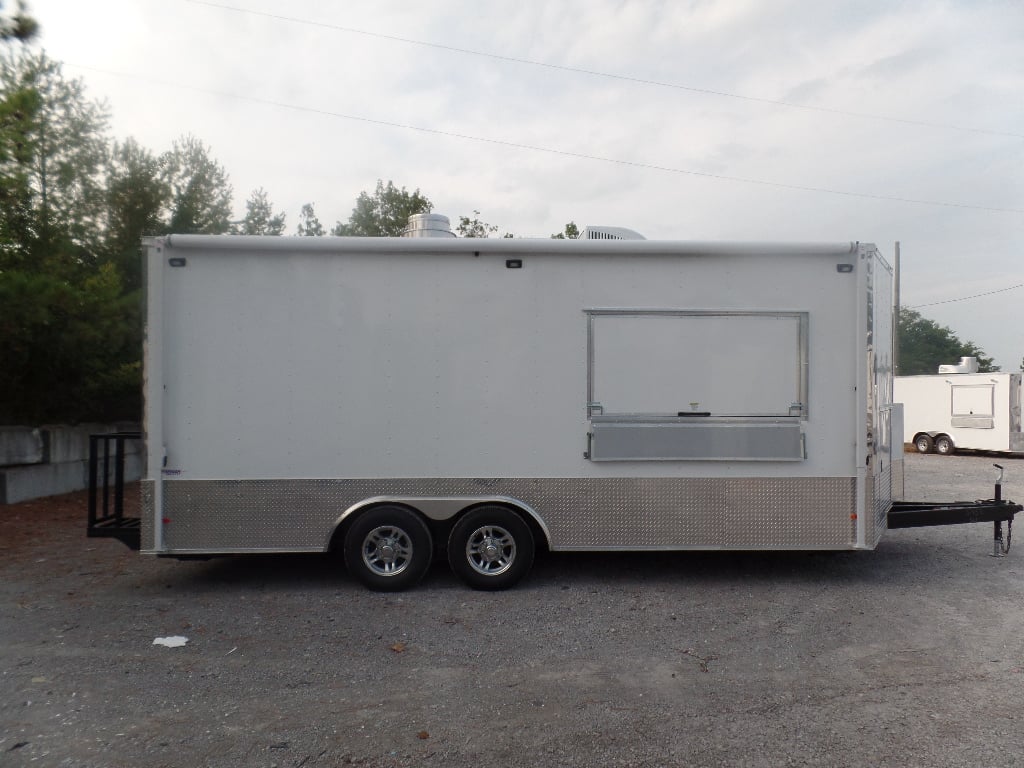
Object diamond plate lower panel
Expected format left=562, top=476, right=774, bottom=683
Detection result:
left=155, top=476, right=859, bottom=552
left=891, top=457, right=905, bottom=500
left=141, top=480, right=155, bottom=552
left=868, top=465, right=892, bottom=548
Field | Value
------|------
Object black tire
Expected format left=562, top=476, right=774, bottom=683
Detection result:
left=343, top=505, right=433, bottom=592
left=447, top=505, right=535, bottom=591
left=914, top=434, right=934, bottom=454
left=934, top=435, right=955, bottom=456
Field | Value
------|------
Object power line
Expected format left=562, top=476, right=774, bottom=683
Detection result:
left=912, top=283, right=1024, bottom=308
left=67, top=63, right=1024, bottom=215
left=184, top=0, right=1024, bottom=141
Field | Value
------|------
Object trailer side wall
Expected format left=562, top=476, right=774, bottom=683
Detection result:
left=142, top=238, right=891, bottom=553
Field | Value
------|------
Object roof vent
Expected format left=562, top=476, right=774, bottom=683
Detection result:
left=937, top=357, right=979, bottom=374
left=579, top=225, right=646, bottom=240
left=402, top=213, right=455, bottom=238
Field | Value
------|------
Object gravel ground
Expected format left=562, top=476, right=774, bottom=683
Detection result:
left=2, top=453, right=1024, bottom=767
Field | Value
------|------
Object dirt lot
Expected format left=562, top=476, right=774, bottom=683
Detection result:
left=3, top=453, right=1024, bottom=767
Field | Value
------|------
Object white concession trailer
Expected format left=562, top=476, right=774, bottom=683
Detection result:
left=895, top=361, right=1024, bottom=456
left=86, top=230, right=1020, bottom=589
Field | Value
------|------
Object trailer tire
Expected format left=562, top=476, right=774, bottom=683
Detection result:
left=448, top=506, right=535, bottom=591
left=914, top=434, right=934, bottom=454
left=934, top=435, right=955, bottom=456
left=343, top=505, right=433, bottom=592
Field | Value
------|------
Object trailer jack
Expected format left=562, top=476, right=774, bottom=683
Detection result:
left=991, top=464, right=1012, bottom=557
left=888, top=464, right=1021, bottom=555
left=992, top=519, right=1011, bottom=557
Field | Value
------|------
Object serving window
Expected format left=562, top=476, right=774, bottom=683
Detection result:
left=585, top=310, right=808, bottom=461
left=950, top=383, right=995, bottom=429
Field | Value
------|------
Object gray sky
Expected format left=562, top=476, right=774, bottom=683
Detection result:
left=29, top=0, right=1024, bottom=369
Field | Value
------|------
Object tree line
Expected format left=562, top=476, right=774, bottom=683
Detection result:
left=0, top=49, right=303, bottom=423
left=0, top=23, right=998, bottom=424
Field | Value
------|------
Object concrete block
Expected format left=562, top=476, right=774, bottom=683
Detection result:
left=0, top=427, right=44, bottom=466
left=1, top=460, right=88, bottom=504
left=47, top=423, right=143, bottom=463
left=0, top=425, right=143, bottom=504
left=44, top=424, right=98, bottom=464
left=0, top=453, right=144, bottom=505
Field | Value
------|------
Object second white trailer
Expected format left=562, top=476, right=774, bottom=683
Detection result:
left=895, top=368, right=1024, bottom=455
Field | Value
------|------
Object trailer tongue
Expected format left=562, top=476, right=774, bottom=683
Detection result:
left=887, top=465, right=1019, bottom=556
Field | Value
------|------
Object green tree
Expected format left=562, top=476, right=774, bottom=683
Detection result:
left=162, top=134, right=232, bottom=234
left=551, top=221, right=580, bottom=239
left=0, top=1, right=38, bottom=42
left=0, top=77, right=36, bottom=263
left=296, top=202, right=324, bottom=236
left=0, top=49, right=145, bottom=423
left=236, top=187, right=285, bottom=235
left=0, top=262, right=140, bottom=423
left=103, top=137, right=167, bottom=291
left=0, top=51, right=109, bottom=267
left=332, top=179, right=431, bottom=236
left=456, top=210, right=499, bottom=238
left=897, top=308, right=996, bottom=375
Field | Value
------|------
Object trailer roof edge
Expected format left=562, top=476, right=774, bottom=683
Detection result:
left=159, top=234, right=863, bottom=258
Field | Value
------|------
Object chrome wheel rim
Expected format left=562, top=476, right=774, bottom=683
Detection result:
left=465, top=525, right=516, bottom=576
left=362, top=525, right=413, bottom=576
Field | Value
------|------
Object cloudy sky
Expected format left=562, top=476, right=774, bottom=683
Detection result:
left=27, top=0, right=1024, bottom=368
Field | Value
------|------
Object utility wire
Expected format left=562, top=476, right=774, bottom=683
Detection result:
left=67, top=63, right=1024, bottom=215
left=912, top=283, right=1024, bottom=308
left=184, top=0, right=1024, bottom=141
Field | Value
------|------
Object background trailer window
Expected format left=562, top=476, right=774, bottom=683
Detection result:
left=950, top=383, right=995, bottom=429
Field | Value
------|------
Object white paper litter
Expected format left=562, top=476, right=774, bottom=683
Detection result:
left=153, top=636, right=189, bottom=648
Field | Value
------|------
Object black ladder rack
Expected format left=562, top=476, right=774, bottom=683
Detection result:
left=87, top=432, right=142, bottom=550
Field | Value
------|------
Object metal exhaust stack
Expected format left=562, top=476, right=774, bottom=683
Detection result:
left=402, top=213, right=456, bottom=238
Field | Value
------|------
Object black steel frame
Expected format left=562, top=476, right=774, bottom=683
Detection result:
left=87, top=432, right=142, bottom=550
left=888, top=499, right=1021, bottom=528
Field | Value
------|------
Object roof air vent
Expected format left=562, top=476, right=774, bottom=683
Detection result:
left=402, top=213, right=456, bottom=238
left=579, top=225, right=646, bottom=240
left=937, top=357, right=979, bottom=374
